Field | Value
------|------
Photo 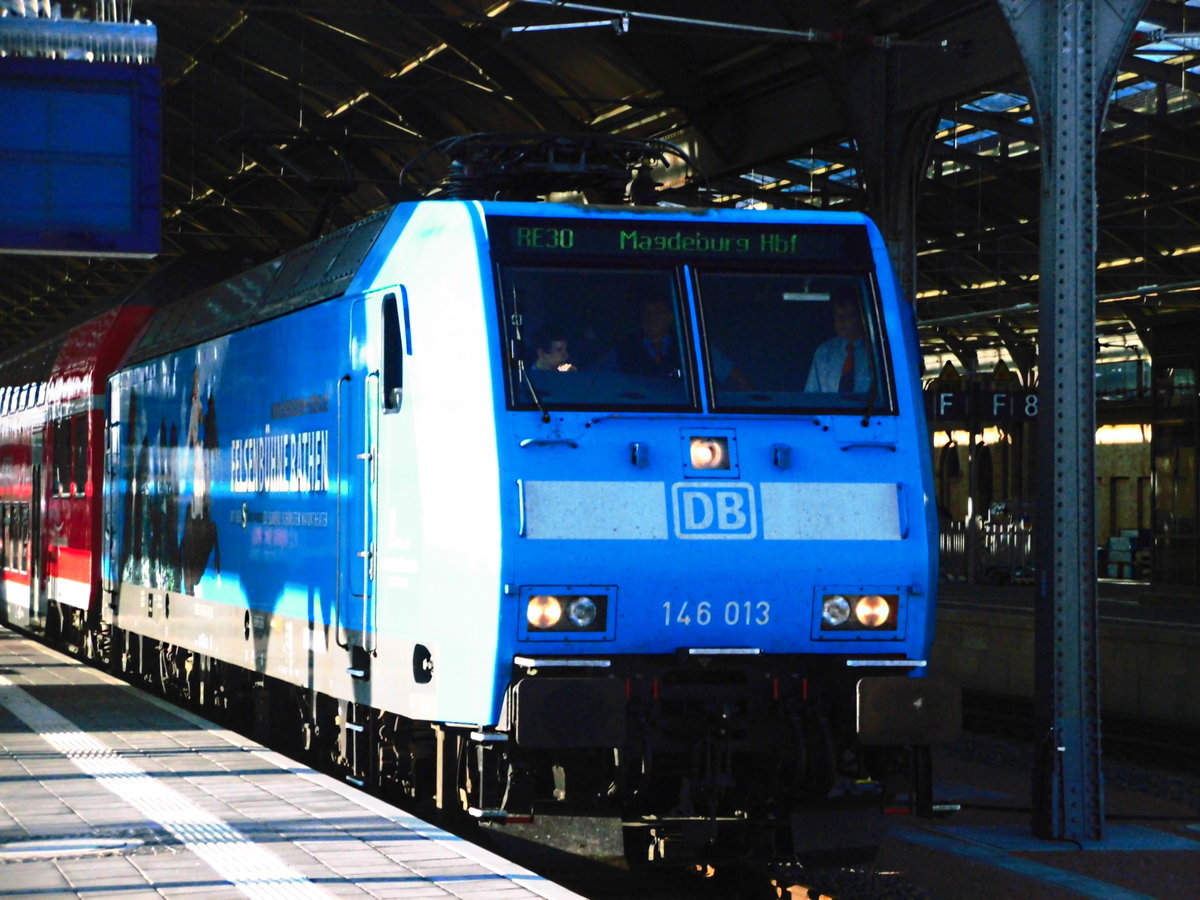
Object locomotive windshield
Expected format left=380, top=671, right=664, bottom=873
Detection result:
left=697, top=271, right=891, bottom=413
left=490, top=215, right=894, bottom=415
left=500, top=265, right=697, bottom=411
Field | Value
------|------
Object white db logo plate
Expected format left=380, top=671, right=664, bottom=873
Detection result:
left=671, top=482, right=757, bottom=539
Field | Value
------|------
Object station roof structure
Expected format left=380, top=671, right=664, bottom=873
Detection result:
left=1, top=0, right=1198, bottom=372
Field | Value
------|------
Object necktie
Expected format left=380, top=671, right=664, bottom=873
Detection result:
left=839, top=341, right=856, bottom=392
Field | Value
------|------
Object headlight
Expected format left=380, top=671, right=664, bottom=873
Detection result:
left=568, top=596, right=598, bottom=627
left=527, top=595, right=562, bottom=629
left=689, top=436, right=730, bottom=470
left=523, top=591, right=609, bottom=635
left=822, top=595, right=852, bottom=626
left=820, top=592, right=899, bottom=631
left=855, top=595, right=891, bottom=627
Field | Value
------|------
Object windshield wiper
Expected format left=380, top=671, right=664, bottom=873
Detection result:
left=510, top=289, right=551, bottom=423
left=518, top=358, right=551, bottom=423
left=860, top=342, right=879, bottom=427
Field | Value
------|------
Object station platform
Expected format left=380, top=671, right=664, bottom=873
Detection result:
left=861, top=735, right=1200, bottom=900
left=3, top=620, right=1197, bottom=900
left=934, top=579, right=1200, bottom=728
left=0, top=625, right=583, bottom=900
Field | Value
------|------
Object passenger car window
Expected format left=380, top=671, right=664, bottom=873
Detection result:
left=72, top=413, right=87, bottom=495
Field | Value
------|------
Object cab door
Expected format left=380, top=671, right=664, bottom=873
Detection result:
left=337, top=292, right=386, bottom=659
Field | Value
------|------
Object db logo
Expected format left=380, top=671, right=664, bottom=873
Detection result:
left=671, top=483, right=757, bottom=540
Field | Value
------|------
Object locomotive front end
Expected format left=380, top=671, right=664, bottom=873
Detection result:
left=477, top=206, right=959, bottom=857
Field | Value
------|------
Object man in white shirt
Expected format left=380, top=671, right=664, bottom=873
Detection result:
left=805, top=296, right=871, bottom=393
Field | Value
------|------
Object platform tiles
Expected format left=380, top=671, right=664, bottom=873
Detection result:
left=0, top=626, right=584, bottom=900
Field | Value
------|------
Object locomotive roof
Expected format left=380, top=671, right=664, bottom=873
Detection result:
left=126, top=208, right=393, bottom=366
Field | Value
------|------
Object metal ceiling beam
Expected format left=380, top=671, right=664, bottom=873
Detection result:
left=656, top=2, right=1022, bottom=184
left=945, top=105, right=1040, bottom=144
left=1142, top=0, right=1193, bottom=31
left=1104, top=102, right=1200, bottom=150
left=403, top=0, right=583, bottom=134
left=1121, top=49, right=1200, bottom=96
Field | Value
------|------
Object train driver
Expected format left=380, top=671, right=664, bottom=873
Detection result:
left=805, top=295, right=870, bottom=393
left=531, top=323, right=577, bottom=373
left=609, top=297, right=680, bottom=377
left=610, top=297, right=751, bottom=389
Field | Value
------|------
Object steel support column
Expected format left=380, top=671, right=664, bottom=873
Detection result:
left=997, top=0, right=1146, bottom=842
left=827, top=47, right=939, bottom=303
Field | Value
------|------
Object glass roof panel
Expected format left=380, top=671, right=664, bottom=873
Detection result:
left=962, top=93, right=1028, bottom=112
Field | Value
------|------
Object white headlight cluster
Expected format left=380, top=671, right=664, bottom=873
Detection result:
left=821, top=593, right=898, bottom=631
left=822, top=594, right=852, bottom=626
left=567, top=595, right=598, bottom=627
left=527, top=594, right=603, bottom=631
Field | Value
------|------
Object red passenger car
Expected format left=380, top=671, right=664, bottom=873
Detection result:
left=0, top=259, right=228, bottom=653
left=0, top=306, right=153, bottom=651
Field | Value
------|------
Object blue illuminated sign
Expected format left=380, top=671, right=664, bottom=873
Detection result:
left=0, top=57, right=160, bottom=257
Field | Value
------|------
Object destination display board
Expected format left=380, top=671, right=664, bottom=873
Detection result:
left=487, top=215, right=874, bottom=268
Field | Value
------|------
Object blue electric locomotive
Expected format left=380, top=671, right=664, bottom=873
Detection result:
left=98, top=145, right=956, bottom=860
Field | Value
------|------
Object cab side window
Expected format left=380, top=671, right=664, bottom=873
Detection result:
left=381, top=292, right=404, bottom=413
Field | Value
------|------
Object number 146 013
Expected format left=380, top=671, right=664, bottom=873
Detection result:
left=663, top=600, right=770, bottom=627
